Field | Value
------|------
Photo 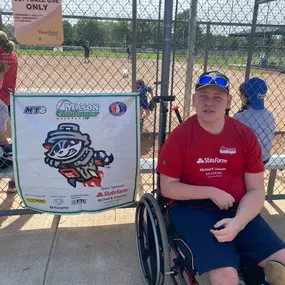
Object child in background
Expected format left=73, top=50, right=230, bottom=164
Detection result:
left=234, top=77, right=275, bottom=164
left=136, top=79, right=154, bottom=132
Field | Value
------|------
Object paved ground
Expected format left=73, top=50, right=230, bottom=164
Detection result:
left=1, top=200, right=285, bottom=285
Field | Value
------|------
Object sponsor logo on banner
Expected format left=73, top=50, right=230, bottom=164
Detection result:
left=109, top=102, right=127, bottom=116
left=43, top=123, right=114, bottom=188
left=24, top=106, right=47, bottom=114
left=25, top=198, right=47, bottom=204
left=56, top=99, right=100, bottom=119
left=25, top=194, right=46, bottom=198
left=96, top=188, right=128, bottom=203
left=197, top=157, right=227, bottom=164
left=50, top=206, right=69, bottom=210
left=219, top=146, right=236, bottom=155
left=72, top=199, right=87, bottom=205
left=96, top=188, right=128, bottom=197
left=53, top=198, right=65, bottom=206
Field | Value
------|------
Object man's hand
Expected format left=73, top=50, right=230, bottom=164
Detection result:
left=210, top=218, right=243, bottom=243
left=209, top=188, right=235, bottom=210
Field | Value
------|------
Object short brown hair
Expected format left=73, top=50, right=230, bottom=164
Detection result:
left=0, top=31, right=15, bottom=53
left=0, top=60, right=5, bottom=74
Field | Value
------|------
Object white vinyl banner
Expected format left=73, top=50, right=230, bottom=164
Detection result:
left=11, top=93, right=140, bottom=214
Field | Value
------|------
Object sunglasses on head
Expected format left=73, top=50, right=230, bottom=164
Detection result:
left=198, top=75, right=229, bottom=88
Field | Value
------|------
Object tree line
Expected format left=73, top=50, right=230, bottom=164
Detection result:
left=1, top=8, right=284, bottom=51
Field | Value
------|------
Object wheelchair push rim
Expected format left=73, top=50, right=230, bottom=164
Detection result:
left=135, top=193, right=171, bottom=285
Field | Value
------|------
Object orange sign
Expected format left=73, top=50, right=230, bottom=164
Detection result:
left=12, top=0, right=64, bottom=45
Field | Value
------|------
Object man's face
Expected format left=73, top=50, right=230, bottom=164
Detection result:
left=193, top=85, right=232, bottom=122
left=0, top=72, right=4, bottom=89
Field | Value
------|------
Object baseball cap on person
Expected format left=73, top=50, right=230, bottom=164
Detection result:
left=195, top=71, right=230, bottom=94
left=242, top=77, right=267, bottom=110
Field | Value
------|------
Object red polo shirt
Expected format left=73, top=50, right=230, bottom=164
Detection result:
left=0, top=49, right=18, bottom=106
left=156, top=115, right=264, bottom=202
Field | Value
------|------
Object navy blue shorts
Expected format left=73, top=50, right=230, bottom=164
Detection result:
left=169, top=203, right=285, bottom=275
left=140, top=99, right=149, bottom=110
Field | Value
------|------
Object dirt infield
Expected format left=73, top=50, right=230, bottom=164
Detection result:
left=16, top=54, right=285, bottom=159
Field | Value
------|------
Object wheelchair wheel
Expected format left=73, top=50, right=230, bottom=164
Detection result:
left=135, top=193, right=171, bottom=285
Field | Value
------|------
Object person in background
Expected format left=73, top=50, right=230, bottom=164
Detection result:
left=0, top=59, right=15, bottom=193
left=127, top=44, right=132, bottom=62
left=136, top=79, right=154, bottom=132
left=82, top=41, right=91, bottom=64
left=234, top=77, right=275, bottom=165
left=0, top=31, right=18, bottom=116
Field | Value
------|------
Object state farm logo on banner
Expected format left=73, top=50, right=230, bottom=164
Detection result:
left=56, top=100, right=100, bottom=119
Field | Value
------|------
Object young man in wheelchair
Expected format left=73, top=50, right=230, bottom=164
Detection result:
left=156, top=71, right=285, bottom=285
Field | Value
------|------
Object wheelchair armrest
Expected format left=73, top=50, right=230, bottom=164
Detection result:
left=152, top=188, right=167, bottom=205
left=152, top=188, right=170, bottom=222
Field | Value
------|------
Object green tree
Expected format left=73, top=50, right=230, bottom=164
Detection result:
left=230, top=37, right=239, bottom=50
left=63, top=20, right=73, bottom=45
left=175, top=9, right=203, bottom=51
left=137, top=20, right=160, bottom=48
left=110, top=21, right=132, bottom=46
left=74, top=19, right=108, bottom=46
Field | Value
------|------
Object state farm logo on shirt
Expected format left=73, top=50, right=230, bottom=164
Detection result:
left=219, top=146, right=236, bottom=155
left=196, top=157, right=227, bottom=164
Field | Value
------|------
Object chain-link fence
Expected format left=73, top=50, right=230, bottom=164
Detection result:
left=0, top=0, right=285, bottom=216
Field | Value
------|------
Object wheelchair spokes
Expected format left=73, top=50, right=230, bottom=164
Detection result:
left=137, top=201, right=160, bottom=284
left=136, top=193, right=171, bottom=285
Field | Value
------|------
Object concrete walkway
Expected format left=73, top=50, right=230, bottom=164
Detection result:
left=1, top=200, right=285, bottom=285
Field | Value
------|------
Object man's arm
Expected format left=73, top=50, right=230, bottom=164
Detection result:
left=234, top=172, right=265, bottom=229
left=233, top=126, right=265, bottom=229
left=161, top=174, right=235, bottom=210
left=161, top=174, right=214, bottom=200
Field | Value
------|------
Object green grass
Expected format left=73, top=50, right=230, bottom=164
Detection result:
left=15, top=48, right=285, bottom=74
left=15, top=48, right=159, bottom=59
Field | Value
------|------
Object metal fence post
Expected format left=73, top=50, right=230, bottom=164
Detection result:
left=131, top=0, right=137, bottom=92
left=183, top=0, right=198, bottom=119
left=0, top=9, right=3, bottom=31
left=158, top=0, right=174, bottom=151
left=267, top=169, right=277, bottom=196
left=203, top=23, right=210, bottom=73
left=245, top=0, right=259, bottom=81
left=245, top=0, right=277, bottom=81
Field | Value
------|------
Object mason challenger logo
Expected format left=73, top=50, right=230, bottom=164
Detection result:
left=43, top=123, right=114, bottom=188
left=56, top=99, right=100, bottom=119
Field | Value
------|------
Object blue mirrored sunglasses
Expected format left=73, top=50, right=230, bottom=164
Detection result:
left=199, top=75, right=228, bottom=88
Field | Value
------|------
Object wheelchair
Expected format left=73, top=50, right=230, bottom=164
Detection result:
left=135, top=96, right=269, bottom=285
